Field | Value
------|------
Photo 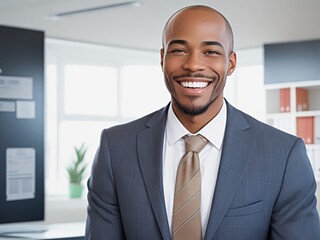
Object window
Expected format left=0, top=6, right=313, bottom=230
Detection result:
left=121, top=66, right=170, bottom=118
left=45, top=39, right=169, bottom=196
left=64, top=65, right=118, bottom=116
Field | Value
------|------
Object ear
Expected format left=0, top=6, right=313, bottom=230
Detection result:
left=227, top=51, right=237, bottom=76
left=160, top=48, right=164, bottom=70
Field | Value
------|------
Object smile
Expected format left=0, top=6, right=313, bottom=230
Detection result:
left=180, top=81, right=209, bottom=88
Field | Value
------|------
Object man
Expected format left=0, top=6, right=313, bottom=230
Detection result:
left=85, top=5, right=320, bottom=240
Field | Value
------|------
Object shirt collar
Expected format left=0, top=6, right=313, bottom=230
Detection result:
left=166, top=100, right=227, bottom=150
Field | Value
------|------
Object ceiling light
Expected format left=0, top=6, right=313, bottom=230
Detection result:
left=46, top=1, right=142, bottom=20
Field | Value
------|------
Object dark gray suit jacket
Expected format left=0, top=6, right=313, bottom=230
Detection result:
left=85, top=102, right=320, bottom=239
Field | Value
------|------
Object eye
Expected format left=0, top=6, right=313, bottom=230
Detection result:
left=166, top=42, right=189, bottom=55
left=204, top=50, right=219, bottom=55
left=169, top=48, right=187, bottom=55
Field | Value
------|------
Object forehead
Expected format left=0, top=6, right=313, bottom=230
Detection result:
left=164, top=8, right=231, bottom=49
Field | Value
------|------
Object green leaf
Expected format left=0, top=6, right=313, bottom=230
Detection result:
left=66, top=143, right=88, bottom=184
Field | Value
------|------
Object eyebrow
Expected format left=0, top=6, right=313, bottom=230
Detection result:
left=167, top=40, right=224, bottom=48
left=202, top=41, right=224, bottom=48
left=167, top=39, right=187, bottom=46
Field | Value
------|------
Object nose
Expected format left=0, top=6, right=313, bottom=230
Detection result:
left=182, top=53, right=205, bottom=72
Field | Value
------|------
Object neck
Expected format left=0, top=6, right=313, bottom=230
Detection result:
left=173, top=98, right=224, bottom=134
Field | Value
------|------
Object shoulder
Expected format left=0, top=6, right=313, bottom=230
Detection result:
left=226, top=101, right=299, bottom=151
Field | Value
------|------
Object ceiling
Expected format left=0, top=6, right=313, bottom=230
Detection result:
left=0, top=0, right=320, bottom=51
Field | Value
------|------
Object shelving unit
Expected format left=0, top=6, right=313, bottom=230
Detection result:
left=266, top=80, right=320, bottom=181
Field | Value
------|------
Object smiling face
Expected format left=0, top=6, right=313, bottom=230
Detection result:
left=161, top=6, right=236, bottom=128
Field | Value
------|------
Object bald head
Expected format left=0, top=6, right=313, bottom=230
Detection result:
left=160, top=5, right=237, bottom=124
left=162, top=5, right=234, bottom=53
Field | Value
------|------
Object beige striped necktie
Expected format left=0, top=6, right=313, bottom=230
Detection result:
left=172, top=134, right=208, bottom=240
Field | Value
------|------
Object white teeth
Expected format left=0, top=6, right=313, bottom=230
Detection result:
left=180, top=82, right=209, bottom=88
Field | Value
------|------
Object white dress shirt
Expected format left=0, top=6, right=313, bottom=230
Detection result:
left=162, top=100, right=227, bottom=236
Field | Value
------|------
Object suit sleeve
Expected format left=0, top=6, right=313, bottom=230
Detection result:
left=269, top=138, right=320, bottom=239
left=85, top=129, right=125, bottom=239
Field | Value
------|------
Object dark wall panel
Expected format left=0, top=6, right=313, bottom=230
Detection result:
left=0, top=25, right=44, bottom=223
left=264, top=39, right=320, bottom=84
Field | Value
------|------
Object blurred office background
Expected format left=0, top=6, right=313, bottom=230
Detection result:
left=0, top=0, right=320, bottom=226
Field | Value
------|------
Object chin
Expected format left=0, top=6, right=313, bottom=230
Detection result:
left=176, top=101, right=212, bottom=116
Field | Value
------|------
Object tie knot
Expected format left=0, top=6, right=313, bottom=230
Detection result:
left=184, top=134, right=208, bottom=153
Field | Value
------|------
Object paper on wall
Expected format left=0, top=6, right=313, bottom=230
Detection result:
left=6, top=148, right=36, bottom=201
left=0, top=101, right=15, bottom=112
left=16, top=101, right=35, bottom=119
left=0, top=76, right=33, bottom=99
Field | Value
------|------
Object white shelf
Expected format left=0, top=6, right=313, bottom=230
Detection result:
left=266, top=112, right=293, bottom=119
left=265, top=79, right=320, bottom=89
left=296, top=110, right=320, bottom=117
left=265, top=80, right=320, bottom=181
left=306, top=144, right=320, bottom=149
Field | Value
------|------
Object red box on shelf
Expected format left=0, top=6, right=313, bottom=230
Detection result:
left=296, top=88, right=309, bottom=111
left=280, top=88, right=290, bottom=112
left=296, top=116, right=314, bottom=144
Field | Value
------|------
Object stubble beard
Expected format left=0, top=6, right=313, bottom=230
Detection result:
left=173, top=96, right=215, bottom=116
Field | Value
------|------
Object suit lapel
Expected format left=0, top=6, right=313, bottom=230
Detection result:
left=204, top=103, right=255, bottom=240
left=137, top=106, right=171, bottom=240
left=136, top=103, right=255, bottom=239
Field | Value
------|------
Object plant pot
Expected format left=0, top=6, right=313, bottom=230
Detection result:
left=69, top=183, right=84, bottom=198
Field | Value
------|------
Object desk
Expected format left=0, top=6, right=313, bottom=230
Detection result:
left=0, top=222, right=85, bottom=239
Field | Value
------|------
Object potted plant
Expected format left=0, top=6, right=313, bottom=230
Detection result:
left=67, top=143, right=88, bottom=198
